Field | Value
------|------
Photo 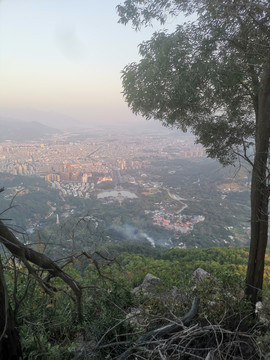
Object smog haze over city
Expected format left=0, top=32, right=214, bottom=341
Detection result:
left=0, top=0, right=251, bottom=254
left=0, top=0, right=182, bottom=129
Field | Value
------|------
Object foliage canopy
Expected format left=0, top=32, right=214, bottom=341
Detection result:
left=118, top=0, right=269, bottom=165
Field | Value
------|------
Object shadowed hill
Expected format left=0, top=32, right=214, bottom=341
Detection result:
left=0, top=119, right=61, bottom=141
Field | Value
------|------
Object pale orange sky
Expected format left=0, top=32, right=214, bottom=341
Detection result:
left=0, top=0, right=185, bottom=126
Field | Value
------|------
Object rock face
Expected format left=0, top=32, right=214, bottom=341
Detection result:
left=255, top=301, right=270, bottom=326
left=132, top=273, right=161, bottom=294
left=191, top=268, right=211, bottom=283
left=128, top=273, right=185, bottom=328
left=126, top=305, right=149, bottom=327
left=141, top=273, right=161, bottom=289
left=128, top=274, right=163, bottom=327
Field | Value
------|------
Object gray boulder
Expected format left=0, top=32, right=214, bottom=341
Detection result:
left=191, top=268, right=211, bottom=283
left=132, top=273, right=161, bottom=294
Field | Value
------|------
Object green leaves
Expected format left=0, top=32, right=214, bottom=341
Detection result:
left=118, top=0, right=270, bottom=164
left=117, top=0, right=185, bottom=29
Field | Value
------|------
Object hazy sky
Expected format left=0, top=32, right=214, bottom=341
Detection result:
left=0, top=0, right=184, bottom=126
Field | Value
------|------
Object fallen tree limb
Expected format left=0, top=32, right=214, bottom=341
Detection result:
left=0, top=221, right=83, bottom=322
left=113, top=321, right=261, bottom=360
left=115, top=297, right=200, bottom=360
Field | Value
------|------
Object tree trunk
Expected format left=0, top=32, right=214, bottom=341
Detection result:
left=0, top=257, right=22, bottom=359
left=245, top=60, right=270, bottom=305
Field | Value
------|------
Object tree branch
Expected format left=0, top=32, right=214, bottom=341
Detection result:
left=0, top=221, right=83, bottom=322
left=115, top=297, right=200, bottom=360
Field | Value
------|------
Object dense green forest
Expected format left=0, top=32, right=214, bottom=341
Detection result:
left=1, top=244, right=270, bottom=359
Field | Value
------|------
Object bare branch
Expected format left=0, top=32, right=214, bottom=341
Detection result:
left=115, top=297, right=200, bottom=360
left=0, top=221, right=83, bottom=322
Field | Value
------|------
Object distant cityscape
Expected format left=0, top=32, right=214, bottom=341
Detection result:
left=0, top=132, right=208, bottom=239
left=0, top=132, right=205, bottom=196
left=0, top=129, right=250, bottom=248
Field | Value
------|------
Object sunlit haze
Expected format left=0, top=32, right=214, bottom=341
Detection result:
left=0, top=0, right=184, bottom=129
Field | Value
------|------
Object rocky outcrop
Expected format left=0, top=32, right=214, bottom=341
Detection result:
left=255, top=301, right=270, bottom=326
left=127, top=273, right=186, bottom=328
left=132, top=273, right=161, bottom=295
left=191, top=268, right=211, bottom=283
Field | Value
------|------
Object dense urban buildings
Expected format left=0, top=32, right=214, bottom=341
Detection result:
left=0, top=133, right=205, bottom=184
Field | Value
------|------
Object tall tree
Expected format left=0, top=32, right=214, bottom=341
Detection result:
left=117, top=0, right=270, bottom=304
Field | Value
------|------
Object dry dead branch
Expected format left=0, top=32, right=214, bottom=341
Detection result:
left=0, top=220, right=83, bottom=322
left=95, top=297, right=263, bottom=360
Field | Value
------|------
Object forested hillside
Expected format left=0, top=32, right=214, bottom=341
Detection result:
left=2, top=244, right=270, bottom=359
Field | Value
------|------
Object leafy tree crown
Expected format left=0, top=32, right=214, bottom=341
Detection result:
left=118, top=0, right=270, bottom=164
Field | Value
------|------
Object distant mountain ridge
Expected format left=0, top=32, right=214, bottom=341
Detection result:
left=0, top=119, right=61, bottom=141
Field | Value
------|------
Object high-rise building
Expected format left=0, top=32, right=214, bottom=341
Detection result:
left=82, top=172, right=92, bottom=183
left=45, top=173, right=60, bottom=182
left=66, top=164, right=72, bottom=173
left=18, top=165, right=23, bottom=175
left=121, top=160, right=126, bottom=170
left=72, top=170, right=81, bottom=181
